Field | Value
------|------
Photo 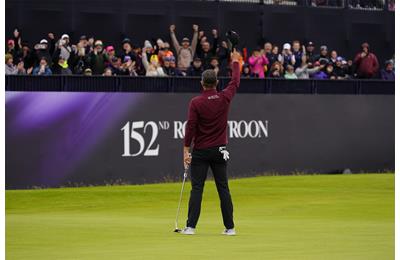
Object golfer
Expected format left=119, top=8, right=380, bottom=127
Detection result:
left=181, top=50, right=241, bottom=235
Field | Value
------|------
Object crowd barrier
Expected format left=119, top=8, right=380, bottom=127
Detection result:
left=6, top=91, right=394, bottom=189
left=5, top=75, right=395, bottom=95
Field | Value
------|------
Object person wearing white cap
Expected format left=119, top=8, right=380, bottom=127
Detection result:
left=283, top=43, right=291, bottom=50
left=144, top=40, right=152, bottom=49
left=56, top=33, right=73, bottom=62
left=143, top=40, right=154, bottom=61
left=34, top=38, right=52, bottom=68
left=59, top=34, right=70, bottom=48
left=61, top=34, right=69, bottom=39
left=89, top=39, right=108, bottom=75
left=94, top=40, right=103, bottom=48
left=279, top=43, right=295, bottom=69
left=156, top=38, right=164, bottom=50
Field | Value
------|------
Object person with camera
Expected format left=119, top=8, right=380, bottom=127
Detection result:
left=69, top=40, right=90, bottom=74
left=120, top=38, right=144, bottom=75
left=52, top=34, right=75, bottom=72
left=353, top=42, right=379, bottom=79
left=89, top=40, right=108, bottom=75
left=119, top=56, right=138, bottom=76
left=55, top=34, right=73, bottom=60
left=279, top=43, right=296, bottom=70
left=268, top=61, right=284, bottom=78
left=32, top=38, right=52, bottom=68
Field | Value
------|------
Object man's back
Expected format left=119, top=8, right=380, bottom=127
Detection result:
left=182, top=53, right=241, bottom=234
left=184, top=62, right=240, bottom=150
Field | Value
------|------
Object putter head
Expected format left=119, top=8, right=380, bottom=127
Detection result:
left=173, top=228, right=182, bottom=233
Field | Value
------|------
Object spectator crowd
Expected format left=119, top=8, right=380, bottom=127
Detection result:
left=5, top=26, right=395, bottom=81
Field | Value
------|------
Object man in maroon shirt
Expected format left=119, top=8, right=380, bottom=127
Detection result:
left=353, top=42, right=379, bottom=78
left=181, top=50, right=241, bottom=235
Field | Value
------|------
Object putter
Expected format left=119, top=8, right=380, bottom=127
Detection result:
left=173, top=166, right=189, bottom=233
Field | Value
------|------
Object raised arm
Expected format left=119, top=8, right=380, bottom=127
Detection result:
left=48, top=33, right=56, bottom=56
left=190, top=24, right=199, bottom=55
left=222, top=50, right=241, bottom=102
left=169, top=25, right=181, bottom=53
left=295, top=65, right=307, bottom=76
left=211, top=29, right=218, bottom=55
left=306, top=66, right=320, bottom=76
left=290, top=54, right=296, bottom=65
left=141, top=50, right=149, bottom=71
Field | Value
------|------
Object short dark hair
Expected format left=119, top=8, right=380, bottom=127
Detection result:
left=201, top=69, right=217, bottom=88
left=40, top=57, right=48, bottom=63
left=210, top=56, right=219, bottom=62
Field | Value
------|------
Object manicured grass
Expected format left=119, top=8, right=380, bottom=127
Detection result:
left=6, top=174, right=394, bottom=260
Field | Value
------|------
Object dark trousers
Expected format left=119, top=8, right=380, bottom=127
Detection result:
left=186, top=146, right=234, bottom=229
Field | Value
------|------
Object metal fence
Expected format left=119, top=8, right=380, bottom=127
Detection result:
left=309, top=0, right=344, bottom=7
left=182, top=0, right=392, bottom=8
left=348, top=0, right=386, bottom=9
left=5, top=75, right=394, bottom=95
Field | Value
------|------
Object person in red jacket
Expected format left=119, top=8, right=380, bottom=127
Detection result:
left=180, top=50, right=241, bottom=236
left=353, top=42, right=379, bottom=78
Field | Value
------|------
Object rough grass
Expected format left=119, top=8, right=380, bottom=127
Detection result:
left=6, top=174, right=394, bottom=260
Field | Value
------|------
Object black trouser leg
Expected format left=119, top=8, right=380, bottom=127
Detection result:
left=186, top=152, right=208, bottom=228
left=210, top=158, right=234, bottom=229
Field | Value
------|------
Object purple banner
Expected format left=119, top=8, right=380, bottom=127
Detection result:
left=6, top=92, right=394, bottom=189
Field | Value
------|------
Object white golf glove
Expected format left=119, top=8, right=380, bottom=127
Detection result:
left=219, top=147, right=230, bottom=161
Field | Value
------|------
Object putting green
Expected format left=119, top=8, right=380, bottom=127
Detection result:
left=6, top=174, right=394, bottom=260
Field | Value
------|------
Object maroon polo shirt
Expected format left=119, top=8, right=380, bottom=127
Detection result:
left=184, top=62, right=240, bottom=149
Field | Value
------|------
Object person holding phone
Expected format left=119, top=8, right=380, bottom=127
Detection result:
left=353, top=42, right=379, bottom=79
